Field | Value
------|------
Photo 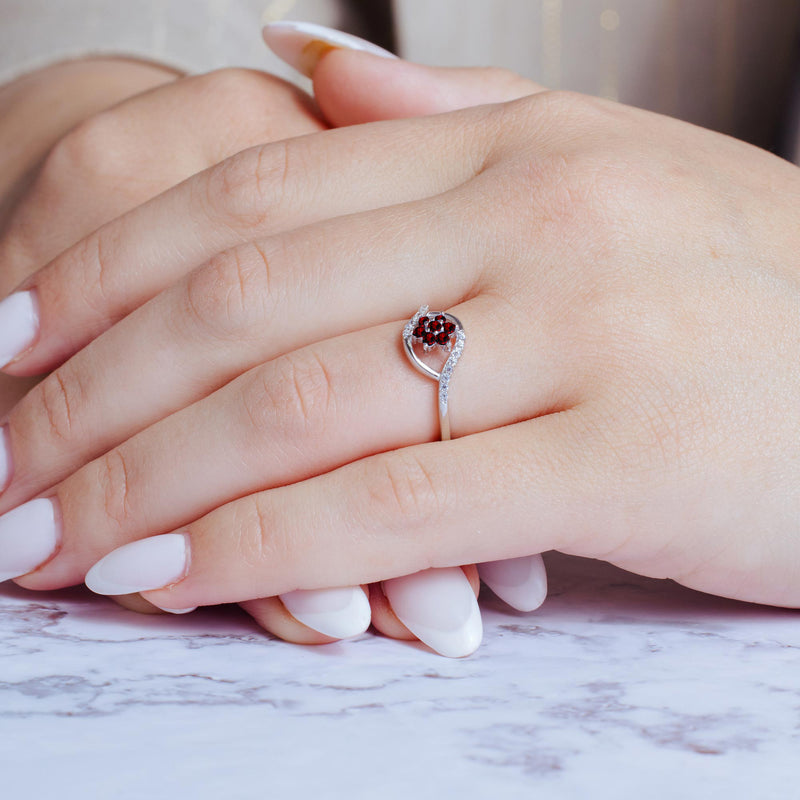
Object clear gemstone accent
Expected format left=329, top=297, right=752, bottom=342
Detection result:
left=439, top=328, right=465, bottom=414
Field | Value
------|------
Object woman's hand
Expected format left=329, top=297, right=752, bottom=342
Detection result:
left=2, top=47, right=798, bottom=654
left=0, top=57, right=181, bottom=417
left=0, top=59, right=323, bottom=413
left=0, top=53, right=537, bottom=656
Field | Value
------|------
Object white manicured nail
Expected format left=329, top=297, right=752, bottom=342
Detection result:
left=262, top=20, right=396, bottom=78
left=383, top=567, right=483, bottom=658
left=0, top=426, right=12, bottom=491
left=155, top=606, right=198, bottom=615
left=280, top=585, right=371, bottom=639
left=0, top=290, right=39, bottom=368
left=478, top=554, right=548, bottom=612
left=0, top=498, right=59, bottom=582
left=85, top=533, right=189, bottom=596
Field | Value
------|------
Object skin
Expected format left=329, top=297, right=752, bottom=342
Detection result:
left=0, top=57, right=182, bottom=411
left=2, top=50, right=800, bottom=619
left=0, top=54, right=483, bottom=644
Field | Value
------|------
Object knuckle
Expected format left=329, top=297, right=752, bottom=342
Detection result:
left=69, top=229, right=119, bottom=319
left=195, top=68, right=291, bottom=112
left=366, top=451, right=442, bottom=530
left=507, top=149, right=606, bottom=241
left=41, top=111, right=123, bottom=182
left=540, top=151, right=599, bottom=223
left=244, top=349, right=335, bottom=442
left=527, top=89, right=604, bottom=123
left=486, top=96, right=606, bottom=227
left=281, top=349, right=335, bottom=438
left=201, top=137, right=293, bottom=233
left=182, top=244, right=273, bottom=343
left=232, top=494, right=286, bottom=570
left=32, top=366, right=85, bottom=442
left=96, top=448, right=134, bottom=531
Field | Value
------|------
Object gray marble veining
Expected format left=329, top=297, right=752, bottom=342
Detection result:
left=2, top=552, right=797, bottom=799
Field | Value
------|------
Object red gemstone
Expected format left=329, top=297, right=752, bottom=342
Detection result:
left=413, top=325, right=426, bottom=338
left=435, top=331, right=449, bottom=345
left=418, top=315, right=429, bottom=325
left=444, top=321, right=456, bottom=334
left=422, top=332, right=436, bottom=346
left=429, top=320, right=442, bottom=332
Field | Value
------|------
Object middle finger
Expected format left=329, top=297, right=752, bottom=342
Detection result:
left=0, top=106, right=498, bottom=376
left=0, top=186, right=482, bottom=509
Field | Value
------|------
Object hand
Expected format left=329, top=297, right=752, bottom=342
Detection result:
left=216, top=37, right=554, bottom=654
left=0, top=53, right=537, bottom=656
left=0, top=59, right=321, bottom=413
left=0, top=57, right=179, bottom=415
left=3, top=45, right=797, bottom=659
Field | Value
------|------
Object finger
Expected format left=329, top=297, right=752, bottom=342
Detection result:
left=4, top=294, right=579, bottom=589
left=109, top=593, right=174, bottom=615
left=260, top=21, right=542, bottom=124
left=261, top=20, right=397, bottom=79
left=0, top=69, right=324, bottom=271
left=240, top=585, right=371, bottom=645
left=382, top=567, right=483, bottom=658
left=477, top=554, right=548, bottom=612
left=307, top=47, right=551, bottom=623
left=0, top=58, right=178, bottom=295
left=96, top=536, right=542, bottom=656
left=0, top=106, right=498, bottom=375
left=0, top=181, right=539, bottom=510
left=240, top=597, right=339, bottom=645
left=369, top=566, right=481, bottom=654
left=114, top=567, right=481, bottom=657
left=314, top=50, right=544, bottom=125
left=366, top=583, right=415, bottom=642
left=82, top=411, right=601, bottom=610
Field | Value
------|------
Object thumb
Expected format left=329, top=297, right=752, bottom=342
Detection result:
left=314, top=50, right=543, bottom=125
left=262, top=21, right=542, bottom=126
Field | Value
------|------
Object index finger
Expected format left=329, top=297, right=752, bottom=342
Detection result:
left=0, top=105, right=500, bottom=376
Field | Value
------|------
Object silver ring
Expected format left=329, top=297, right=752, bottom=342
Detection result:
left=402, top=305, right=465, bottom=441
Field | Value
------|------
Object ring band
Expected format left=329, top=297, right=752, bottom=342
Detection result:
left=402, top=305, right=465, bottom=441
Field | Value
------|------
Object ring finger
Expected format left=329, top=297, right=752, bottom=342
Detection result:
left=0, top=186, right=490, bottom=510
left=3, top=295, right=577, bottom=590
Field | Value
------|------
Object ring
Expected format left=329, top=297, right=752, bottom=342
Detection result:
left=402, top=305, right=465, bottom=441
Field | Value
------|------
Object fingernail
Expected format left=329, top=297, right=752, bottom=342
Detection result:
left=280, top=585, right=371, bottom=639
left=262, top=20, right=396, bottom=78
left=85, top=532, right=189, bottom=596
left=156, top=606, right=198, bottom=615
left=0, top=290, right=39, bottom=368
left=478, top=554, right=548, bottom=612
left=0, top=498, right=59, bottom=582
left=0, top=426, right=12, bottom=491
left=383, top=567, right=483, bottom=658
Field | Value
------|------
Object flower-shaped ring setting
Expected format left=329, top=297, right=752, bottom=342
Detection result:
left=402, top=305, right=465, bottom=442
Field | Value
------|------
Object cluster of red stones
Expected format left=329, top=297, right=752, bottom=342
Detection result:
left=412, top=314, right=457, bottom=348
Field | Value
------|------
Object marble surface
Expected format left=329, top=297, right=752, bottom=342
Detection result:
left=1, top=551, right=798, bottom=799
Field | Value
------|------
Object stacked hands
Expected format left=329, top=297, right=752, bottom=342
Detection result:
left=0, top=22, right=798, bottom=657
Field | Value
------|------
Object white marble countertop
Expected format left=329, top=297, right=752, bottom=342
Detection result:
left=1, top=552, right=797, bottom=799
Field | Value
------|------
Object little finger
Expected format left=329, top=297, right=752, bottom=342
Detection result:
left=81, top=412, right=597, bottom=610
